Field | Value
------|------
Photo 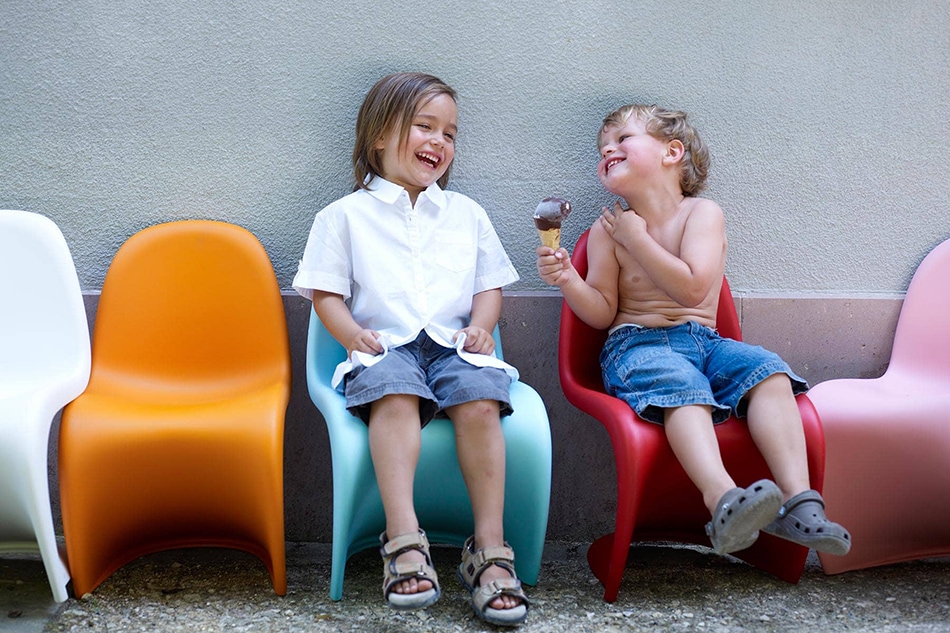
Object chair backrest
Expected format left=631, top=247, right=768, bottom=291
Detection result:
left=559, top=230, right=740, bottom=393
left=0, top=210, right=90, bottom=393
left=88, top=220, right=289, bottom=399
left=308, top=307, right=349, bottom=390
left=888, top=238, right=950, bottom=376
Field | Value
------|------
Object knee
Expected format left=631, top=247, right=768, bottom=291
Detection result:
left=370, top=394, right=419, bottom=422
left=449, top=400, right=501, bottom=429
left=751, top=373, right=792, bottom=397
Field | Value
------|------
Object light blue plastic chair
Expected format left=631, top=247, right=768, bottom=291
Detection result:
left=306, top=307, right=552, bottom=600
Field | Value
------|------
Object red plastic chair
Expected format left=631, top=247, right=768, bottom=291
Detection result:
left=558, top=230, right=825, bottom=602
left=809, top=237, right=950, bottom=575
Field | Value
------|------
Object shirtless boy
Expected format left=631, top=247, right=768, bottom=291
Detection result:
left=537, top=104, right=850, bottom=556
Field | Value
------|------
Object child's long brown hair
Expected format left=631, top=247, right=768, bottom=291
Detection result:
left=353, top=72, right=457, bottom=191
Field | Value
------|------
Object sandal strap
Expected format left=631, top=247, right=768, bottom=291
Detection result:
left=380, top=530, right=430, bottom=558
left=468, top=543, right=516, bottom=570
left=459, top=535, right=521, bottom=588
left=471, top=577, right=529, bottom=611
left=778, top=490, right=825, bottom=517
left=386, top=560, right=434, bottom=579
left=379, top=530, right=440, bottom=594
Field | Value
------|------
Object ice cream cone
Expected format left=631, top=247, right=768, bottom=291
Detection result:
left=534, top=197, right=571, bottom=250
left=538, top=228, right=561, bottom=250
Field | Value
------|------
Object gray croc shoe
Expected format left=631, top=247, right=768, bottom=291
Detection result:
left=705, top=479, right=784, bottom=555
left=762, top=490, right=852, bottom=555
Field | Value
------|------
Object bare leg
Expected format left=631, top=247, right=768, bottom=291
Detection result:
left=664, top=404, right=736, bottom=515
left=448, top=399, right=521, bottom=611
left=744, top=374, right=810, bottom=500
left=368, top=394, right=430, bottom=596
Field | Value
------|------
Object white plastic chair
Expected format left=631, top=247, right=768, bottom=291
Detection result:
left=0, top=210, right=91, bottom=602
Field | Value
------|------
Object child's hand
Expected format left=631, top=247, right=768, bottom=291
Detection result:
left=455, top=326, right=495, bottom=355
left=347, top=329, right=384, bottom=356
left=536, top=245, right=574, bottom=287
left=600, top=200, right=646, bottom=246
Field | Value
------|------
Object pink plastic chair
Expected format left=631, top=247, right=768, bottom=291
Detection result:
left=809, top=237, right=950, bottom=575
left=559, top=230, right=825, bottom=602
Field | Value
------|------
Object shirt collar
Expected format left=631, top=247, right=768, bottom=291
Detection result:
left=366, top=176, right=447, bottom=209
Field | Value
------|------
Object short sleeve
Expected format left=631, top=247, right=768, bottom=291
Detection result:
left=473, top=205, right=519, bottom=294
left=291, top=205, right=352, bottom=301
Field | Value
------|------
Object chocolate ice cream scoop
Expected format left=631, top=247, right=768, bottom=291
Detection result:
left=534, top=197, right=572, bottom=248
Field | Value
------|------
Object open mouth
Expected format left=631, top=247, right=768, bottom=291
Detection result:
left=604, top=157, right=624, bottom=175
left=417, top=152, right=441, bottom=169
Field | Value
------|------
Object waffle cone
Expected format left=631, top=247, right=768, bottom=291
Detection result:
left=538, top=228, right=561, bottom=249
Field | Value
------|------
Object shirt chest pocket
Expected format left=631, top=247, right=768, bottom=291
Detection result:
left=434, top=229, right=475, bottom=273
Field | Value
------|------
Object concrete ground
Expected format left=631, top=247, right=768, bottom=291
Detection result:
left=3, top=542, right=950, bottom=632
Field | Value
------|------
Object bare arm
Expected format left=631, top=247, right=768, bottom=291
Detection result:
left=311, top=290, right=384, bottom=356
left=536, top=220, right=620, bottom=330
left=455, top=288, right=501, bottom=354
left=601, top=199, right=725, bottom=307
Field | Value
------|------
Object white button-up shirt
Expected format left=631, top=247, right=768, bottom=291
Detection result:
left=293, top=177, right=520, bottom=386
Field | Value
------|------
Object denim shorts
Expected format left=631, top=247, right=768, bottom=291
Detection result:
left=343, top=330, right=513, bottom=426
left=600, top=321, right=808, bottom=425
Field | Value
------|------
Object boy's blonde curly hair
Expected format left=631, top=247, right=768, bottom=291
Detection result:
left=598, top=104, right=710, bottom=197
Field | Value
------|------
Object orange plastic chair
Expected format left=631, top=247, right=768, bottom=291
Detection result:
left=558, top=230, right=825, bottom=602
left=809, top=237, right=950, bottom=575
left=59, top=220, right=291, bottom=597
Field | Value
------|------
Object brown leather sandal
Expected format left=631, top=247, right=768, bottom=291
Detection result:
left=456, top=535, right=529, bottom=627
left=379, top=530, right=441, bottom=610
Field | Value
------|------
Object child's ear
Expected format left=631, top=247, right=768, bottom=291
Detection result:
left=664, top=140, right=685, bottom=165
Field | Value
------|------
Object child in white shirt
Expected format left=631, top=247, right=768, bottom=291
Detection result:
left=294, top=72, right=528, bottom=626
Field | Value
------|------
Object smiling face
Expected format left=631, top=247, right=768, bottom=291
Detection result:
left=375, top=93, right=457, bottom=203
left=597, top=116, right=670, bottom=197
left=597, top=104, right=710, bottom=197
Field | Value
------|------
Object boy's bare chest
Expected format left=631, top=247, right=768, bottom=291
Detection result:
left=646, top=215, right=689, bottom=258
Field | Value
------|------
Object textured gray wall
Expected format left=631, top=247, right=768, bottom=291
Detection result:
left=2, top=1, right=948, bottom=294
left=9, top=1, right=946, bottom=549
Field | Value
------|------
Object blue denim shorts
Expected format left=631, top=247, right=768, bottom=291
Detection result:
left=343, top=330, right=513, bottom=426
left=600, top=321, right=808, bottom=425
